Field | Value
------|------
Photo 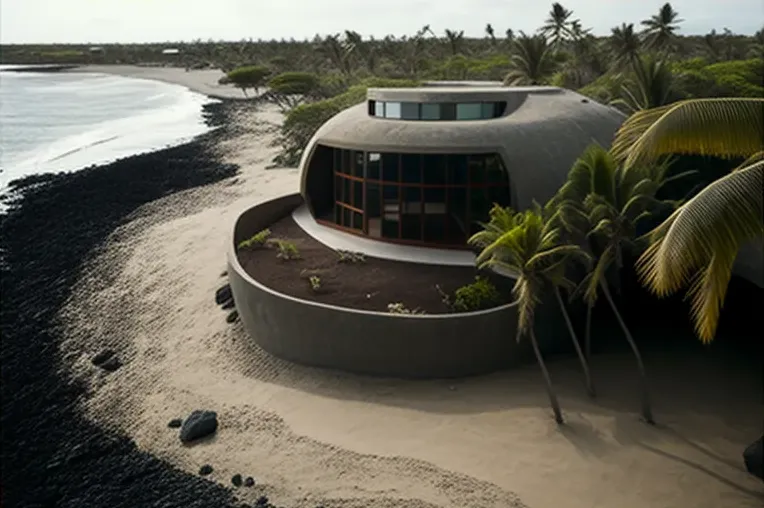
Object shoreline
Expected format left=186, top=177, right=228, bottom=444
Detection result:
left=0, top=101, right=246, bottom=508
left=66, top=65, right=253, bottom=100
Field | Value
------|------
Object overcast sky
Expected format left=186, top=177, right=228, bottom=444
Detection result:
left=1, top=0, right=762, bottom=44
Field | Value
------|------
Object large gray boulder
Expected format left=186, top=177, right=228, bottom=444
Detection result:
left=743, top=436, right=763, bottom=481
left=179, top=410, right=218, bottom=443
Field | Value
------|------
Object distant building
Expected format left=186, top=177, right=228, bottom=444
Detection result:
left=162, top=48, right=180, bottom=56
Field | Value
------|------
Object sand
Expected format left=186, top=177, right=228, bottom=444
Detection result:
left=56, top=81, right=764, bottom=507
left=69, top=65, right=252, bottom=99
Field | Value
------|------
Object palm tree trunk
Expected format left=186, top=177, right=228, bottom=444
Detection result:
left=529, top=328, right=564, bottom=424
left=600, top=282, right=656, bottom=425
left=554, top=287, right=596, bottom=398
left=585, top=303, right=592, bottom=359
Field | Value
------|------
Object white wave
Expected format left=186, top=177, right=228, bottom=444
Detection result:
left=0, top=73, right=217, bottom=190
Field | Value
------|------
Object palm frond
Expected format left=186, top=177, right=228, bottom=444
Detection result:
left=613, top=98, right=764, bottom=169
left=636, top=160, right=764, bottom=341
left=583, top=243, right=615, bottom=305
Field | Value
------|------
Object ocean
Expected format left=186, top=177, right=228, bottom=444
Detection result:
left=0, top=66, right=215, bottom=191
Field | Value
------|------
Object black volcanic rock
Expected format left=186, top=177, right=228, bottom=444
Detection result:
left=216, top=284, right=232, bottom=305
left=231, top=473, right=243, bottom=487
left=199, top=464, right=214, bottom=476
left=91, top=349, right=115, bottom=366
left=99, top=355, right=122, bottom=372
left=168, top=418, right=183, bottom=428
left=743, top=435, right=763, bottom=480
left=180, top=410, right=218, bottom=443
left=0, top=101, right=244, bottom=508
left=221, top=298, right=235, bottom=310
left=244, top=476, right=255, bottom=487
left=226, top=310, right=239, bottom=323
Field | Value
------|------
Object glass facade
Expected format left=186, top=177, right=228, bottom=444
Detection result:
left=324, top=146, right=511, bottom=247
left=369, top=101, right=506, bottom=121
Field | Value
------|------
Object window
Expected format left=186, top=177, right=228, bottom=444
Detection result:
left=401, top=102, right=419, bottom=120
left=401, top=154, right=421, bottom=183
left=456, top=103, right=482, bottom=120
left=370, top=101, right=507, bottom=121
left=353, top=151, right=364, bottom=177
left=481, top=102, right=496, bottom=119
left=440, top=103, right=457, bottom=120
left=384, top=102, right=401, bottom=119
left=321, top=146, right=510, bottom=248
left=421, top=103, right=440, bottom=120
left=367, top=152, right=381, bottom=180
left=382, top=153, right=399, bottom=181
left=423, top=154, right=447, bottom=185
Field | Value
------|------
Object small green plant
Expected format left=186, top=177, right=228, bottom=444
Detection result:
left=237, top=228, right=271, bottom=250
left=309, top=275, right=322, bottom=292
left=336, top=250, right=366, bottom=263
left=451, top=276, right=501, bottom=312
left=387, top=302, right=426, bottom=315
left=272, top=240, right=300, bottom=260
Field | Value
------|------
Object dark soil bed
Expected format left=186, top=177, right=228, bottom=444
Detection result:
left=238, top=215, right=514, bottom=313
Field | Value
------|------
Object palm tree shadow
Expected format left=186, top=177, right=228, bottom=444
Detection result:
left=558, top=416, right=616, bottom=459
left=660, top=424, right=743, bottom=471
left=639, top=442, right=764, bottom=500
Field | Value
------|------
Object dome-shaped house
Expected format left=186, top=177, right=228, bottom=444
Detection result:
left=298, top=85, right=626, bottom=252
left=226, top=85, right=628, bottom=378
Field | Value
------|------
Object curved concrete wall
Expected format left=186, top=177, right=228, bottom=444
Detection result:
left=228, top=193, right=576, bottom=378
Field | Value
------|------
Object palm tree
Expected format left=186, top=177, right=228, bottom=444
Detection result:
left=444, top=29, right=465, bottom=56
left=611, top=99, right=764, bottom=342
left=470, top=208, right=595, bottom=421
left=748, top=28, right=764, bottom=59
left=702, top=30, right=722, bottom=62
left=485, top=23, right=496, bottom=44
left=316, top=34, right=353, bottom=76
left=503, top=33, right=557, bottom=86
left=552, top=145, right=693, bottom=424
left=641, top=3, right=683, bottom=53
left=612, top=54, right=676, bottom=113
left=540, top=2, right=577, bottom=50
left=609, top=23, right=642, bottom=70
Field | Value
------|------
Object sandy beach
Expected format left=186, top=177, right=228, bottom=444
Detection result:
left=69, top=65, right=251, bottom=100
left=37, top=66, right=764, bottom=508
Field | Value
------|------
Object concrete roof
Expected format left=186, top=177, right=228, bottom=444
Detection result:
left=299, top=86, right=626, bottom=210
left=368, top=86, right=560, bottom=103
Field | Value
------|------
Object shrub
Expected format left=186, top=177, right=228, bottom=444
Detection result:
left=268, top=72, right=321, bottom=95
left=266, top=72, right=322, bottom=112
left=308, top=275, right=322, bottom=292
left=336, top=250, right=366, bottom=263
left=672, top=58, right=764, bottom=98
left=226, top=65, right=271, bottom=96
left=272, top=239, right=300, bottom=260
left=387, top=302, right=426, bottom=315
left=237, top=228, right=271, bottom=250
left=451, top=276, right=501, bottom=312
left=275, top=77, right=419, bottom=167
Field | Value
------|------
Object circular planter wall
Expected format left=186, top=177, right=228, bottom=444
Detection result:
left=228, top=193, right=566, bottom=379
